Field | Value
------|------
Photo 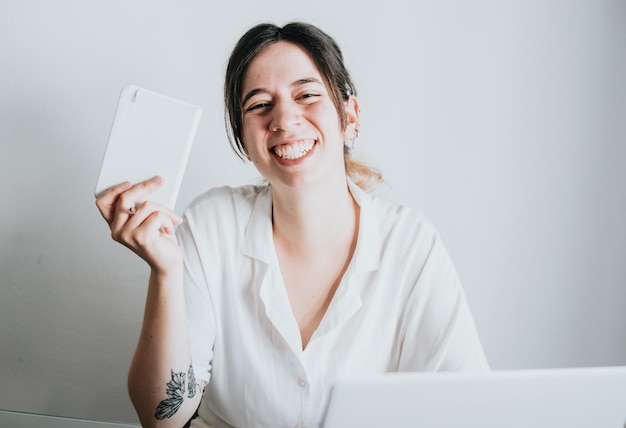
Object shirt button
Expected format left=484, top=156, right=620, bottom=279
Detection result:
left=297, top=378, right=308, bottom=388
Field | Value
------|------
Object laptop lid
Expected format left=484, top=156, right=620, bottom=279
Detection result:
left=322, top=366, right=626, bottom=428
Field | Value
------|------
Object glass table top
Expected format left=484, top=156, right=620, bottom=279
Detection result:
left=0, top=409, right=139, bottom=428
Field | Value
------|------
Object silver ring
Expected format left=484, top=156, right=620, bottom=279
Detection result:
left=128, top=206, right=136, bottom=216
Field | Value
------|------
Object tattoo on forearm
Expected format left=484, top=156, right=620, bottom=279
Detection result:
left=154, top=363, right=201, bottom=420
left=187, top=363, right=197, bottom=398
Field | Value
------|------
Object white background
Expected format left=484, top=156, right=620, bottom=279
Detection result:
left=1, top=0, right=625, bottom=424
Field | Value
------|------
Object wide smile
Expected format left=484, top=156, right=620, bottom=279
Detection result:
left=272, top=139, right=316, bottom=160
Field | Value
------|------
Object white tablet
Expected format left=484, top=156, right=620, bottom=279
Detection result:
left=94, top=85, right=202, bottom=210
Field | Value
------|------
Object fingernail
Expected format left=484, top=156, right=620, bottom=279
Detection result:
left=153, top=176, right=163, bottom=184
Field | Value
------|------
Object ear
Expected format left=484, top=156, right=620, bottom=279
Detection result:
left=343, top=95, right=360, bottom=140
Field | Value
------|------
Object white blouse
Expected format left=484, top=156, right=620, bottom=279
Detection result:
left=177, top=179, right=488, bottom=428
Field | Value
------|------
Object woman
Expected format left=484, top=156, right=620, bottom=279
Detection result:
left=96, top=22, right=488, bottom=428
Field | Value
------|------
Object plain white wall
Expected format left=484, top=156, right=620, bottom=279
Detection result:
left=1, top=0, right=625, bottom=423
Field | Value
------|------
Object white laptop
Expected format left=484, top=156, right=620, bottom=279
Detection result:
left=322, top=366, right=626, bottom=428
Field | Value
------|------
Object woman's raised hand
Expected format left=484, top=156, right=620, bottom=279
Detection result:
left=95, top=176, right=183, bottom=274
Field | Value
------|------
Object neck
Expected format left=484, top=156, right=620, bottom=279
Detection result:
left=271, top=176, right=358, bottom=253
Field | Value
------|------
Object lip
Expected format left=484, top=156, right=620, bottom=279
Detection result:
left=271, top=139, right=317, bottom=162
left=269, top=138, right=316, bottom=150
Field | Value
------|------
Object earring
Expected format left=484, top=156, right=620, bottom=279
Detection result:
left=346, top=122, right=360, bottom=150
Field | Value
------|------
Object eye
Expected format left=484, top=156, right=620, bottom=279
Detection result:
left=297, top=92, right=321, bottom=102
left=244, top=102, right=272, bottom=113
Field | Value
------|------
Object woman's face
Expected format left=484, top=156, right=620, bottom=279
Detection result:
left=240, top=41, right=358, bottom=190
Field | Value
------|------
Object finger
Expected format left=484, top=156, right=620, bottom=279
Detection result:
left=117, top=209, right=178, bottom=254
left=111, top=199, right=181, bottom=243
left=95, top=181, right=132, bottom=223
left=143, top=210, right=177, bottom=237
left=113, top=176, right=165, bottom=221
left=127, top=201, right=182, bottom=229
left=120, top=176, right=165, bottom=207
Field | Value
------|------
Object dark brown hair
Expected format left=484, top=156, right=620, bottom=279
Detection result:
left=224, top=21, right=381, bottom=190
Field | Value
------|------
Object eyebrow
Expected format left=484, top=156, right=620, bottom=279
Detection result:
left=241, top=77, right=324, bottom=107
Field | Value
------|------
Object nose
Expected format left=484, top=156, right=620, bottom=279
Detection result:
left=268, top=99, right=300, bottom=132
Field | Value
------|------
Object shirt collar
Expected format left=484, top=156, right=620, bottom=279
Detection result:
left=241, top=178, right=381, bottom=273
left=346, top=177, right=381, bottom=273
left=240, top=184, right=274, bottom=262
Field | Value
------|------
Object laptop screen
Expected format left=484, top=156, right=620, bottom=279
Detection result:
left=322, top=366, right=626, bottom=428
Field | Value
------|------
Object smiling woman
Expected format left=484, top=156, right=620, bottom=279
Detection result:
left=2, top=1, right=626, bottom=426
left=240, top=40, right=357, bottom=192
left=224, top=22, right=382, bottom=191
left=95, top=21, right=488, bottom=428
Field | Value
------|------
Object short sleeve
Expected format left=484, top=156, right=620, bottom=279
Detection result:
left=397, top=231, right=489, bottom=372
left=177, top=214, right=217, bottom=383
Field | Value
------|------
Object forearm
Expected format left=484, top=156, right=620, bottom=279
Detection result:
left=128, top=268, right=202, bottom=428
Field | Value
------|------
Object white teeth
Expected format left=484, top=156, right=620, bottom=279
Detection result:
left=274, top=140, right=315, bottom=160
